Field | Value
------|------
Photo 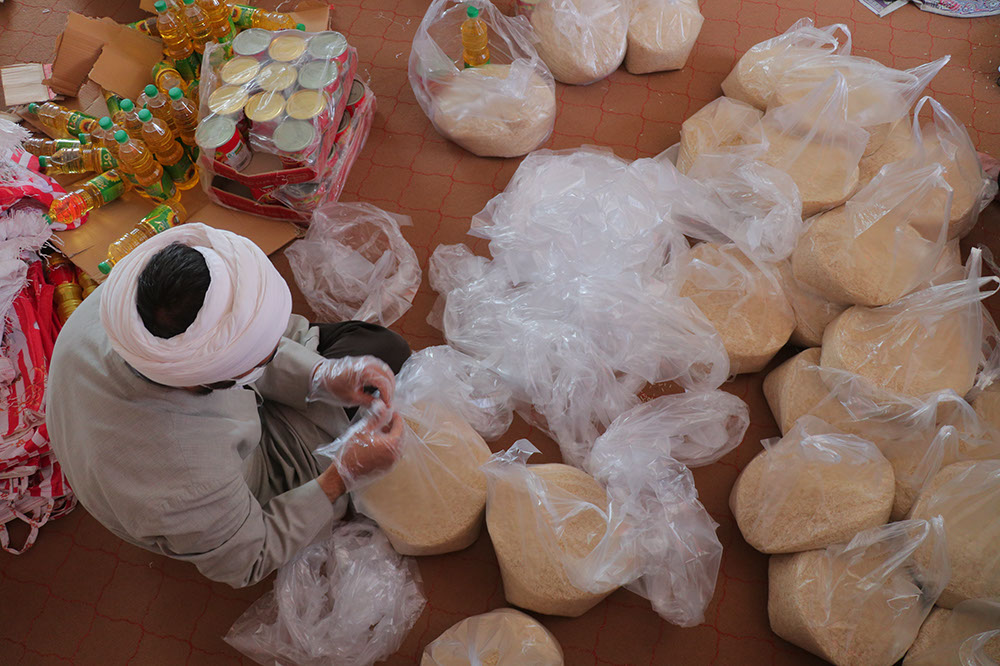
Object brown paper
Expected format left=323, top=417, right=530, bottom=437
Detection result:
left=291, top=2, right=332, bottom=31
left=0, top=64, right=55, bottom=106
left=47, top=14, right=123, bottom=96
left=88, top=28, right=165, bottom=100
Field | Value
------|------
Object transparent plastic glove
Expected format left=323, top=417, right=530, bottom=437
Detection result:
left=316, top=402, right=405, bottom=491
left=309, top=355, right=396, bottom=408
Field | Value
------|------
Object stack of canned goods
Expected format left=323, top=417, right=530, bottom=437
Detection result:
left=195, top=28, right=358, bottom=178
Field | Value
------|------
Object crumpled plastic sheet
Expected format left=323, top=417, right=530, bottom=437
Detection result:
left=224, top=519, right=426, bottom=666
left=286, top=202, right=421, bottom=327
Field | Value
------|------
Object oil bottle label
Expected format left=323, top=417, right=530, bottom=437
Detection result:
left=142, top=204, right=180, bottom=234
left=97, top=148, right=118, bottom=172
left=163, top=150, right=194, bottom=184
left=137, top=170, right=177, bottom=203
left=66, top=111, right=95, bottom=136
left=232, top=5, right=255, bottom=29
left=103, top=92, right=123, bottom=119
left=92, top=171, right=127, bottom=204
left=172, top=55, right=199, bottom=81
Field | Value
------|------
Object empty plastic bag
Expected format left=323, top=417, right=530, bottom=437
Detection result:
left=791, top=159, right=952, bottom=306
left=730, top=416, right=894, bottom=554
left=904, top=599, right=1000, bottom=666
left=768, top=518, right=950, bottom=666
left=625, top=0, right=704, bottom=74
left=286, top=202, right=420, bottom=327
left=225, top=519, right=425, bottom=666
left=528, top=0, right=628, bottom=85
left=421, top=608, right=564, bottom=665
left=722, top=18, right=851, bottom=110
left=409, top=0, right=556, bottom=157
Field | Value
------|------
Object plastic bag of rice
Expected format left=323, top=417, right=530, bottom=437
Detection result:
left=675, top=97, right=762, bottom=174
left=624, top=0, right=703, bottom=75
left=672, top=242, right=794, bottom=374
left=775, top=261, right=847, bottom=346
left=820, top=248, right=999, bottom=398
left=904, top=599, right=1000, bottom=665
left=731, top=416, right=894, bottom=554
left=743, top=73, right=869, bottom=217
left=909, top=460, right=1000, bottom=608
left=409, top=0, right=556, bottom=157
left=530, top=0, right=627, bottom=85
left=791, top=159, right=952, bottom=307
left=482, top=441, right=620, bottom=617
left=768, top=519, right=949, bottom=666
left=421, top=608, right=564, bottom=665
left=721, top=17, right=851, bottom=110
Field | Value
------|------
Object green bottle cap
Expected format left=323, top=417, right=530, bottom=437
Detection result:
left=168, top=87, right=184, bottom=100
left=99, top=116, right=113, bottom=130
left=120, top=99, right=135, bottom=112
left=467, top=5, right=479, bottom=18
left=296, top=23, right=306, bottom=30
left=78, top=133, right=88, bottom=143
left=153, top=0, right=167, bottom=11
left=98, top=261, right=112, bottom=275
left=138, top=108, right=153, bottom=122
left=183, top=0, right=194, bottom=5
left=27, top=103, right=39, bottom=113
left=114, top=130, right=129, bottom=144
left=144, top=84, right=159, bottom=98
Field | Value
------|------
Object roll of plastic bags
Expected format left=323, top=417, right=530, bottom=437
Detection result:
left=225, top=520, right=425, bottom=666
left=904, top=599, right=1000, bottom=666
left=791, top=159, right=953, bottom=307
left=528, top=0, right=628, bottom=85
left=722, top=17, right=851, bottom=110
left=741, top=72, right=869, bottom=217
left=286, top=202, right=421, bottom=326
left=625, top=0, right=704, bottom=74
left=409, top=0, right=556, bottom=157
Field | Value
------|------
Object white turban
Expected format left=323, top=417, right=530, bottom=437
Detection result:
left=100, top=223, right=292, bottom=387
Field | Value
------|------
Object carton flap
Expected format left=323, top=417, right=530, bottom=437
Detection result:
left=139, top=0, right=157, bottom=12
left=48, top=14, right=121, bottom=96
left=0, top=64, right=56, bottom=106
left=291, top=2, right=332, bottom=31
left=88, top=28, right=164, bottom=100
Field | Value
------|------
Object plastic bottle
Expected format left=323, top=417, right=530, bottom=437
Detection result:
left=98, top=199, right=188, bottom=275
left=91, top=117, right=119, bottom=157
left=181, top=0, right=214, bottom=54
left=115, top=130, right=176, bottom=201
left=142, top=84, right=177, bottom=133
left=154, top=0, right=195, bottom=65
left=22, top=136, right=82, bottom=157
left=40, top=145, right=117, bottom=175
left=137, top=108, right=197, bottom=189
left=48, top=170, right=129, bottom=226
left=168, top=86, right=199, bottom=147
left=118, top=99, right=144, bottom=135
left=461, top=6, right=490, bottom=68
left=26, top=102, right=98, bottom=138
left=152, top=61, right=187, bottom=98
left=250, top=8, right=296, bottom=30
left=199, top=0, right=235, bottom=43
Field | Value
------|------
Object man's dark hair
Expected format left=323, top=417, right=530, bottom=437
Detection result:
left=136, top=243, right=211, bottom=339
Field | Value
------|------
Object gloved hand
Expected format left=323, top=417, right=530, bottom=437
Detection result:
left=316, top=400, right=405, bottom=493
left=309, top=355, right=396, bottom=408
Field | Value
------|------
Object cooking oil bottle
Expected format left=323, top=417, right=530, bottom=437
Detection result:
left=461, top=6, right=490, bottom=68
left=137, top=108, right=197, bottom=189
left=98, top=199, right=188, bottom=275
left=199, top=0, right=235, bottom=43
left=114, top=130, right=176, bottom=202
left=22, top=136, right=81, bottom=157
left=142, top=84, right=178, bottom=133
left=26, top=102, right=98, bottom=138
left=48, top=170, right=129, bottom=226
left=181, top=0, right=214, bottom=54
left=39, top=145, right=117, bottom=175
left=154, top=0, right=199, bottom=79
left=117, top=99, right=145, bottom=135
left=168, top=87, right=199, bottom=149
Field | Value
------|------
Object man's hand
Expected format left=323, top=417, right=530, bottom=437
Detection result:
left=318, top=402, right=405, bottom=500
left=310, top=356, right=396, bottom=408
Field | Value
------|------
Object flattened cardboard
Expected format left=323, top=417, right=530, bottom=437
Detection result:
left=291, top=2, right=332, bottom=31
left=48, top=14, right=122, bottom=96
left=88, top=29, right=164, bottom=100
left=0, top=64, right=56, bottom=106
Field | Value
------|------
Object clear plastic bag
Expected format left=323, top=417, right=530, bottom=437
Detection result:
left=791, top=159, right=953, bottom=307
left=909, top=460, right=1000, bottom=608
left=286, top=202, right=421, bottom=326
left=722, top=18, right=851, bottom=110
left=528, top=0, right=628, bottom=85
left=775, top=260, right=847, bottom=347
left=676, top=97, right=763, bottom=174
left=587, top=390, right=749, bottom=470
left=904, top=599, right=1000, bottom=666
left=225, top=519, right=425, bottom=666
left=668, top=242, right=794, bottom=375
left=820, top=248, right=1000, bottom=398
left=421, top=608, right=564, bottom=665
left=768, top=518, right=950, bottom=666
left=624, top=0, right=704, bottom=74
left=409, top=0, right=556, bottom=158
left=730, top=416, right=894, bottom=554
left=743, top=72, right=869, bottom=217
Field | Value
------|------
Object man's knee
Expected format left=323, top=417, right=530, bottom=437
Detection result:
left=375, top=327, right=412, bottom=374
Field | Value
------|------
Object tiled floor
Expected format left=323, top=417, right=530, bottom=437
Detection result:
left=1, top=0, right=999, bottom=664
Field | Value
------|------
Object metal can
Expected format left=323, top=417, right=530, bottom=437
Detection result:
left=268, top=34, right=307, bottom=63
left=207, top=84, right=250, bottom=116
left=334, top=109, right=352, bottom=145
left=286, top=89, right=328, bottom=123
left=257, top=62, right=298, bottom=94
left=232, top=28, right=272, bottom=59
left=245, top=91, right=287, bottom=138
left=273, top=118, right=319, bottom=167
left=196, top=115, right=253, bottom=171
left=307, top=31, right=349, bottom=67
left=296, top=60, right=340, bottom=92
left=345, top=79, right=368, bottom=116
left=220, top=56, right=261, bottom=87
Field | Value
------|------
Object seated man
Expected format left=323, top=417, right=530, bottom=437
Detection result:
left=47, top=224, right=407, bottom=587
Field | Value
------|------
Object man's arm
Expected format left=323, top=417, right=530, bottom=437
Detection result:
left=254, top=314, right=325, bottom=411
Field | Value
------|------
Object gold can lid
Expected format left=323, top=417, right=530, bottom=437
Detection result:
left=347, top=79, right=365, bottom=105
left=207, top=85, right=249, bottom=115
left=257, top=63, right=298, bottom=92
left=232, top=28, right=272, bottom=57
left=268, top=35, right=307, bottom=62
left=220, top=57, right=261, bottom=86
left=273, top=119, right=316, bottom=153
left=286, top=90, right=327, bottom=120
left=307, top=31, right=348, bottom=60
left=245, top=91, right=287, bottom=122
left=195, top=115, right=238, bottom=150
left=297, top=60, right=339, bottom=90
